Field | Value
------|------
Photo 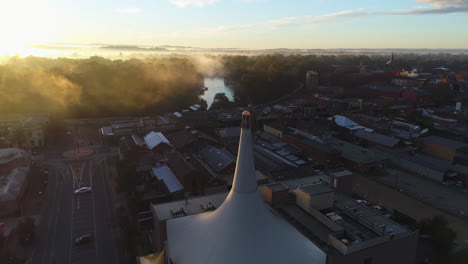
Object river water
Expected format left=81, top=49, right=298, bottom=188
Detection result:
left=202, top=77, right=234, bottom=108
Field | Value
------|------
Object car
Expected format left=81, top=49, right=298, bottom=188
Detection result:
left=75, top=234, right=93, bottom=245
left=356, top=199, right=367, bottom=204
left=365, top=201, right=373, bottom=207
left=74, top=187, right=92, bottom=194
left=455, top=181, right=464, bottom=187
left=373, top=205, right=383, bottom=211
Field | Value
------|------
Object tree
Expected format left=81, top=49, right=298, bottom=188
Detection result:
left=419, top=215, right=456, bottom=262
left=199, top=99, right=208, bottom=110
left=210, top=93, right=233, bottom=110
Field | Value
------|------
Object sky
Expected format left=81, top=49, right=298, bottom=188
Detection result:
left=0, top=0, right=467, bottom=51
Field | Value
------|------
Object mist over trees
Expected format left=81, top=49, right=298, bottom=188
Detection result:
left=0, top=53, right=466, bottom=118
left=0, top=56, right=204, bottom=118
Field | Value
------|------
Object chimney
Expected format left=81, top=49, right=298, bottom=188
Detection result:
left=231, top=111, right=257, bottom=194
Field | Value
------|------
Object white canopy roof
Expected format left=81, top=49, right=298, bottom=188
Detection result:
left=167, top=111, right=326, bottom=264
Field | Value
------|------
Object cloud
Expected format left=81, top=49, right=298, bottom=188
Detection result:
left=398, top=0, right=468, bottom=14
left=169, top=0, right=219, bottom=7
left=115, top=7, right=141, bottom=13
left=267, top=9, right=375, bottom=29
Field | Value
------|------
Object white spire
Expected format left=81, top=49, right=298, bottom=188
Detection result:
left=166, top=111, right=326, bottom=264
left=231, top=111, right=257, bottom=193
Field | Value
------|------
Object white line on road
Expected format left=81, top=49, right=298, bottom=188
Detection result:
left=68, top=165, right=75, bottom=264
left=91, top=160, right=100, bottom=264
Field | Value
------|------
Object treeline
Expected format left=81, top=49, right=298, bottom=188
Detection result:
left=0, top=56, right=204, bottom=118
left=222, top=53, right=468, bottom=104
left=1, top=53, right=467, bottom=117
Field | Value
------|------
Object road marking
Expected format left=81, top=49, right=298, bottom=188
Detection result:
left=68, top=166, right=75, bottom=264
left=91, top=161, right=100, bottom=264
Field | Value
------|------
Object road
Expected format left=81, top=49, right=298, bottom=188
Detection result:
left=33, top=126, right=120, bottom=264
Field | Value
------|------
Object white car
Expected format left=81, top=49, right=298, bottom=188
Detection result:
left=74, top=187, right=92, bottom=194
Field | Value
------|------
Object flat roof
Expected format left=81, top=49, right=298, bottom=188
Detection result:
left=299, top=183, right=334, bottom=196
left=265, top=183, right=288, bottom=192
left=328, top=137, right=388, bottom=165
left=421, top=136, right=468, bottom=149
left=0, top=148, right=29, bottom=165
left=331, top=170, right=353, bottom=177
left=152, top=192, right=229, bottom=221
left=334, top=193, right=409, bottom=236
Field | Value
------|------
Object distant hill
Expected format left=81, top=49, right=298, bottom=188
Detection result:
left=99, top=45, right=167, bottom=51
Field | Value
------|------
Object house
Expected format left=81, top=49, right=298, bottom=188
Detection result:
left=151, top=166, right=184, bottom=196
left=166, top=129, right=197, bottom=152
left=166, top=152, right=201, bottom=194
left=199, top=145, right=236, bottom=175
left=144, top=131, right=172, bottom=152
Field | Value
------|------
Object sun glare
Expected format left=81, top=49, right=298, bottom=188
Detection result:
left=0, top=0, right=57, bottom=56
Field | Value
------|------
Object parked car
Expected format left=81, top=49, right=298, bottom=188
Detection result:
left=365, top=201, right=374, bottom=207
left=74, top=187, right=92, bottom=194
left=373, top=205, right=383, bottom=211
left=75, top=234, right=93, bottom=245
left=356, top=199, right=367, bottom=204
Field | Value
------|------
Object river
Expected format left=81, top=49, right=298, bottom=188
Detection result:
left=202, top=77, right=234, bottom=108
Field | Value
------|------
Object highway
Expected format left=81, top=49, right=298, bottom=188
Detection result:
left=33, top=127, right=120, bottom=264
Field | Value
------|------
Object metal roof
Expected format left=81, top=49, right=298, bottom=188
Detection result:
left=329, top=115, right=368, bottom=131
left=199, top=145, right=235, bottom=173
left=144, top=131, right=171, bottom=150
left=166, top=111, right=326, bottom=264
left=152, top=166, right=183, bottom=193
left=131, top=134, right=146, bottom=147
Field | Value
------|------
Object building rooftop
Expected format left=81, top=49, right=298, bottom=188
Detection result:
left=218, top=127, right=241, bottom=139
left=0, top=148, right=29, bottom=165
left=265, top=182, right=288, bottom=192
left=421, top=135, right=468, bottom=149
left=166, top=111, right=326, bottom=264
left=144, top=131, right=171, bottom=150
left=354, top=130, right=400, bottom=148
left=331, top=170, right=353, bottom=178
left=152, top=191, right=229, bottom=221
left=199, top=145, right=236, bottom=173
left=151, top=166, right=183, bottom=193
left=131, top=134, right=146, bottom=147
left=0, top=167, right=29, bottom=202
left=299, top=183, right=335, bottom=196
left=328, top=137, right=388, bottom=165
